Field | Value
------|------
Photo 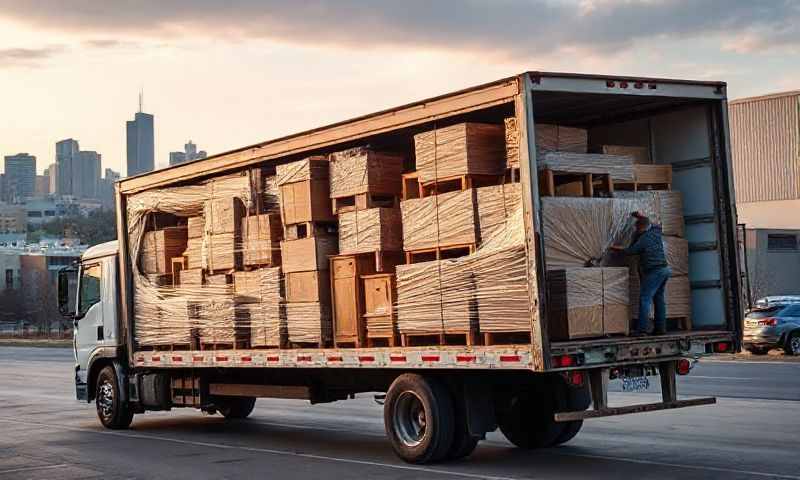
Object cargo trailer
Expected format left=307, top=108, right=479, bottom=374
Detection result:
left=58, top=71, right=741, bottom=464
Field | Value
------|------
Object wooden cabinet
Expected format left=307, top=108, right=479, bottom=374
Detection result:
left=362, top=273, right=397, bottom=346
left=330, top=254, right=376, bottom=347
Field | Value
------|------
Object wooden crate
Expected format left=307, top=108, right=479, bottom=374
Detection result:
left=177, top=268, right=203, bottom=286
left=280, top=179, right=335, bottom=225
left=332, top=192, right=398, bottom=214
left=285, top=270, right=331, bottom=304
left=141, top=227, right=188, bottom=274
left=538, top=169, right=614, bottom=198
left=281, top=235, right=338, bottom=273
left=205, top=197, right=245, bottom=235
left=362, top=273, right=398, bottom=346
left=401, top=172, right=421, bottom=200
left=330, top=254, right=377, bottom=347
left=328, top=147, right=404, bottom=199
left=338, top=207, right=402, bottom=255
left=414, top=123, right=505, bottom=184
left=241, top=213, right=283, bottom=267
left=283, top=221, right=337, bottom=241
left=206, top=232, right=242, bottom=272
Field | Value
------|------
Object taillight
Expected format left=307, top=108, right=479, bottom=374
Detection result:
left=713, top=341, right=731, bottom=353
left=568, top=371, right=584, bottom=386
left=676, top=359, right=691, bottom=375
left=552, top=354, right=583, bottom=368
left=758, top=317, right=778, bottom=326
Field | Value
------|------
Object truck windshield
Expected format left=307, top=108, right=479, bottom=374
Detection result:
left=78, top=264, right=102, bottom=317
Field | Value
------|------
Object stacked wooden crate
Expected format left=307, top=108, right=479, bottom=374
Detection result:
left=328, top=147, right=404, bottom=347
left=141, top=226, right=188, bottom=279
left=278, top=157, right=338, bottom=346
left=234, top=268, right=285, bottom=348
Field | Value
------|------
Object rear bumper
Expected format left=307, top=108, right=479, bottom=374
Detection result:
left=556, top=397, right=716, bottom=422
left=743, top=333, right=779, bottom=347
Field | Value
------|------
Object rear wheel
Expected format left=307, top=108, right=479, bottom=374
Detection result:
left=446, top=393, right=479, bottom=460
left=784, top=333, right=800, bottom=356
left=95, top=366, right=133, bottom=429
left=497, top=383, right=566, bottom=449
left=384, top=374, right=455, bottom=464
left=216, top=397, right=256, bottom=419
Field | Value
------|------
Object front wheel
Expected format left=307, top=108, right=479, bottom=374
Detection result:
left=95, top=366, right=133, bottom=429
left=384, top=374, right=454, bottom=464
left=784, top=333, right=800, bottom=356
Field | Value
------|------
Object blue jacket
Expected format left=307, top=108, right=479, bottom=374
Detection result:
left=624, top=224, right=668, bottom=273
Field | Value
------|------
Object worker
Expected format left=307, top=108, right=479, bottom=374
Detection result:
left=610, top=212, right=672, bottom=336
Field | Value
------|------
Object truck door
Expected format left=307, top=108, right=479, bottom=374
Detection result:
left=74, top=262, right=103, bottom=377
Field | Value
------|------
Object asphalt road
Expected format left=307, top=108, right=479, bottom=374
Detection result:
left=0, top=347, right=798, bottom=480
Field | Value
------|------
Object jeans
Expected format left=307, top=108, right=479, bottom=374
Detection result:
left=636, top=266, right=672, bottom=333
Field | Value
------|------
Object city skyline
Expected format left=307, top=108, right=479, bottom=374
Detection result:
left=1, top=2, right=799, bottom=176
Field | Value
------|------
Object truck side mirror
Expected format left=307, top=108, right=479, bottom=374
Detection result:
left=58, top=266, right=78, bottom=318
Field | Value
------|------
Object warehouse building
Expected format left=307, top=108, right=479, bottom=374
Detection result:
left=729, top=90, right=800, bottom=299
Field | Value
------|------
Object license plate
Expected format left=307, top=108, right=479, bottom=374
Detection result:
left=745, top=319, right=760, bottom=328
left=622, top=375, right=650, bottom=392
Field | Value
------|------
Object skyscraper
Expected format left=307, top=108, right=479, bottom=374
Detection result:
left=44, top=163, right=58, bottom=194
left=75, top=151, right=101, bottom=199
left=126, top=94, right=154, bottom=176
left=168, top=140, right=207, bottom=166
left=56, top=139, right=79, bottom=195
left=3, top=153, right=36, bottom=202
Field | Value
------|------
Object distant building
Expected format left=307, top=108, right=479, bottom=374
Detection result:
left=0, top=203, right=26, bottom=233
left=45, top=163, right=58, bottom=195
left=730, top=90, right=800, bottom=229
left=169, top=140, right=207, bottom=166
left=3, top=153, right=36, bottom=202
left=56, top=139, right=80, bottom=195
left=127, top=105, right=155, bottom=176
left=35, top=175, right=49, bottom=196
left=75, top=150, right=101, bottom=199
left=99, top=168, right=120, bottom=209
left=24, top=198, right=70, bottom=226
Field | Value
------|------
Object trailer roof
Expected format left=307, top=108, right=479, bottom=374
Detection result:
left=730, top=89, right=800, bottom=105
left=118, top=71, right=726, bottom=194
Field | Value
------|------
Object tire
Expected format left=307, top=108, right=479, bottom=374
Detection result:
left=95, top=365, right=133, bottom=429
left=553, top=382, right=588, bottom=446
left=216, top=397, right=256, bottom=419
left=384, top=374, right=455, bottom=464
left=784, top=332, right=800, bottom=356
left=747, top=347, right=770, bottom=355
left=497, top=379, right=566, bottom=449
left=553, top=420, right=583, bottom=445
left=446, top=393, right=479, bottom=460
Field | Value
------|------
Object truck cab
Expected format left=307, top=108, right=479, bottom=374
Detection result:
left=59, top=241, right=123, bottom=404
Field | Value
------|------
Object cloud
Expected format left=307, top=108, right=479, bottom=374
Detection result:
left=0, top=45, right=66, bottom=67
left=0, top=1, right=798, bottom=61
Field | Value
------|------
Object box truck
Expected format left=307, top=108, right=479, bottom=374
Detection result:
left=58, top=72, right=741, bottom=464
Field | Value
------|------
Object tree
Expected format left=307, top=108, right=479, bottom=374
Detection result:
left=33, top=208, right=117, bottom=246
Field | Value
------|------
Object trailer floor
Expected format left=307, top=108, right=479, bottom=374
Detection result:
left=0, top=346, right=798, bottom=480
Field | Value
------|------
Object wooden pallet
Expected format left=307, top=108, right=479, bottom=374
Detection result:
left=420, top=174, right=503, bottom=197
left=539, top=169, right=614, bottom=197
left=614, top=181, right=671, bottom=192
left=366, top=333, right=400, bottom=348
left=139, top=343, right=193, bottom=352
left=504, top=167, right=521, bottom=184
left=332, top=192, right=399, bottom=214
left=401, top=330, right=479, bottom=347
left=405, top=244, right=476, bottom=264
left=199, top=340, right=249, bottom=351
left=284, top=221, right=337, bottom=240
left=402, top=172, right=421, bottom=200
left=483, top=331, right=532, bottom=346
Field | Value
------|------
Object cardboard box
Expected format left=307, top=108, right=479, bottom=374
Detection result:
left=275, top=156, right=329, bottom=186
left=329, top=147, right=404, bottom=198
left=547, top=268, right=604, bottom=340
left=187, top=216, right=204, bottom=239
left=177, top=268, right=203, bottom=286
left=475, top=183, right=521, bottom=244
left=285, top=270, right=331, bottom=303
left=401, top=189, right=477, bottom=251
left=241, top=213, right=283, bottom=266
left=205, top=232, right=242, bottom=271
left=141, top=226, right=188, bottom=274
left=535, top=124, right=588, bottom=154
left=204, top=197, right=244, bottom=235
left=602, top=145, right=649, bottom=164
left=280, top=235, right=338, bottom=273
left=547, top=267, right=630, bottom=340
left=414, top=123, right=505, bottom=184
left=286, top=302, right=332, bottom=345
left=338, top=207, right=402, bottom=254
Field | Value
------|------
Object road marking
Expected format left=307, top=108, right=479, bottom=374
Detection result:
left=686, top=375, right=758, bottom=380
left=0, top=417, right=517, bottom=480
left=548, top=452, right=800, bottom=480
left=0, top=464, right=72, bottom=475
left=700, top=359, right=800, bottom=366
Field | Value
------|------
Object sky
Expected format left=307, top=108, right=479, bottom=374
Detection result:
left=0, top=0, right=798, bottom=177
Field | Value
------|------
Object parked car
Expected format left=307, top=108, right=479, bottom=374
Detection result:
left=753, top=296, right=800, bottom=309
left=743, top=304, right=800, bottom=355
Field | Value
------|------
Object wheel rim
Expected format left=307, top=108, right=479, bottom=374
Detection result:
left=791, top=336, right=800, bottom=355
left=393, top=390, right=427, bottom=447
left=98, top=380, right=114, bottom=420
